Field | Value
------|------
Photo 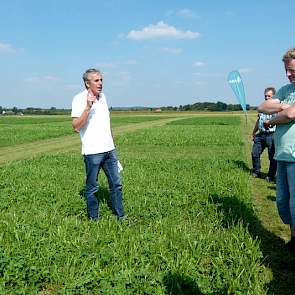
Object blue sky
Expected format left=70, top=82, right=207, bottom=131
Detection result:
left=0, top=0, right=293, bottom=108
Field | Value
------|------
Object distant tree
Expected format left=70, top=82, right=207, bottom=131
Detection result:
left=0, top=106, right=2, bottom=114
left=12, top=106, right=18, bottom=114
left=216, top=101, right=227, bottom=111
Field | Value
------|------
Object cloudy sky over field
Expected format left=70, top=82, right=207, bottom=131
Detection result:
left=0, top=0, right=293, bottom=108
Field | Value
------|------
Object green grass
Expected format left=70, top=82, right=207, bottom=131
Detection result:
left=0, top=121, right=74, bottom=147
left=167, top=116, right=240, bottom=126
left=111, top=115, right=172, bottom=126
left=0, top=115, right=71, bottom=125
left=0, top=115, right=171, bottom=148
left=0, top=115, right=270, bottom=294
left=117, top=124, right=243, bottom=147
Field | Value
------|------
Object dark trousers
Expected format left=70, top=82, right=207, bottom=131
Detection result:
left=252, top=132, right=277, bottom=178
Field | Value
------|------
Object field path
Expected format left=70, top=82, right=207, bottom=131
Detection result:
left=0, top=117, right=182, bottom=165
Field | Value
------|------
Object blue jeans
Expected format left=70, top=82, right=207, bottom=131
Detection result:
left=83, top=149, right=125, bottom=220
left=276, top=161, right=295, bottom=227
left=251, top=132, right=277, bottom=177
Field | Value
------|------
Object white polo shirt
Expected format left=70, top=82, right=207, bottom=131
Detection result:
left=71, top=90, right=115, bottom=155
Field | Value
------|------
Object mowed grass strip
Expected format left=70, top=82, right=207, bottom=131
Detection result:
left=111, top=115, right=172, bottom=127
left=0, top=115, right=269, bottom=294
left=0, top=117, right=179, bottom=166
left=0, top=115, right=173, bottom=148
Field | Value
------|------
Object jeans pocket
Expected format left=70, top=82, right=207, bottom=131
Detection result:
left=85, top=153, right=105, bottom=166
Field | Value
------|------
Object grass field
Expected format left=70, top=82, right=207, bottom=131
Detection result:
left=0, top=115, right=170, bottom=147
left=0, top=113, right=294, bottom=294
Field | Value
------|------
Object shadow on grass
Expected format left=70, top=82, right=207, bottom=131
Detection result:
left=209, top=193, right=295, bottom=295
left=267, top=185, right=276, bottom=190
left=232, top=160, right=271, bottom=181
left=232, top=160, right=252, bottom=173
left=163, top=272, right=205, bottom=295
left=79, top=186, right=114, bottom=213
left=267, top=195, right=276, bottom=202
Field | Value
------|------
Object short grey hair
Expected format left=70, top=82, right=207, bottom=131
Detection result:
left=264, top=87, right=276, bottom=95
left=82, top=68, right=101, bottom=88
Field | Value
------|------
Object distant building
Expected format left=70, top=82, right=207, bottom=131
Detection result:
left=2, top=111, right=14, bottom=115
left=154, top=108, right=162, bottom=113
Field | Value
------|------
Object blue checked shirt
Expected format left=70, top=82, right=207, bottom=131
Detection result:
left=258, top=113, right=276, bottom=133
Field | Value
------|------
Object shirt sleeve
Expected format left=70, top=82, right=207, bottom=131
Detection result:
left=101, top=93, right=110, bottom=114
left=71, top=95, right=86, bottom=118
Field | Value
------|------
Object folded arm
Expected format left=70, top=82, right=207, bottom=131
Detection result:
left=257, top=98, right=290, bottom=114
left=263, top=105, right=295, bottom=129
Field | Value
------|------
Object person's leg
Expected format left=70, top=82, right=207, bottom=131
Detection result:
left=287, top=162, right=295, bottom=241
left=102, top=149, right=125, bottom=219
left=251, top=134, right=265, bottom=177
left=276, top=161, right=291, bottom=225
left=84, top=153, right=105, bottom=220
left=266, top=135, right=277, bottom=180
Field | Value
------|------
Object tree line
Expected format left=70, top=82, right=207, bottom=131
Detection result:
left=161, top=101, right=252, bottom=112
left=0, top=106, right=70, bottom=115
left=0, top=101, right=253, bottom=115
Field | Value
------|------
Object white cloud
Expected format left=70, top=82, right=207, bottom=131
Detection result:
left=24, top=75, right=61, bottom=83
left=109, top=71, right=131, bottom=88
left=96, top=60, right=137, bottom=69
left=177, top=9, right=199, bottom=19
left=65, top=84, right=82, bottom=90
left=193, top=61, right=206, bottom=67
left=96, top=62, right=118, bottom=69
left=192, top=72, right=222, bottom=78
left=194, top=81, right=207, bottom=86
left=125, top=59, right=137, bottom=65
left=164, top=9, right=199, bottom=19
left=192, top=72, right=209, bottom=77
left=225, top=10, right=235, bottom=16
left=160, top=47, right=182, bottom=54
left=0, top=42, right=19, bottom=54
left=117, top=71, right=131, bottom=78
left=127, top=21, right=200, bottom=40
left=164, top=10, right=174, bottom=18
left=44, top=75, right=61, bottom=81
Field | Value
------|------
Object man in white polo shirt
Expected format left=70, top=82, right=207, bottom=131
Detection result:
left=71, top=68, right=125, bottom=221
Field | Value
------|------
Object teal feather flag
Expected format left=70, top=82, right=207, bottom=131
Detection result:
left=227, top=70, right=247, bottom=123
